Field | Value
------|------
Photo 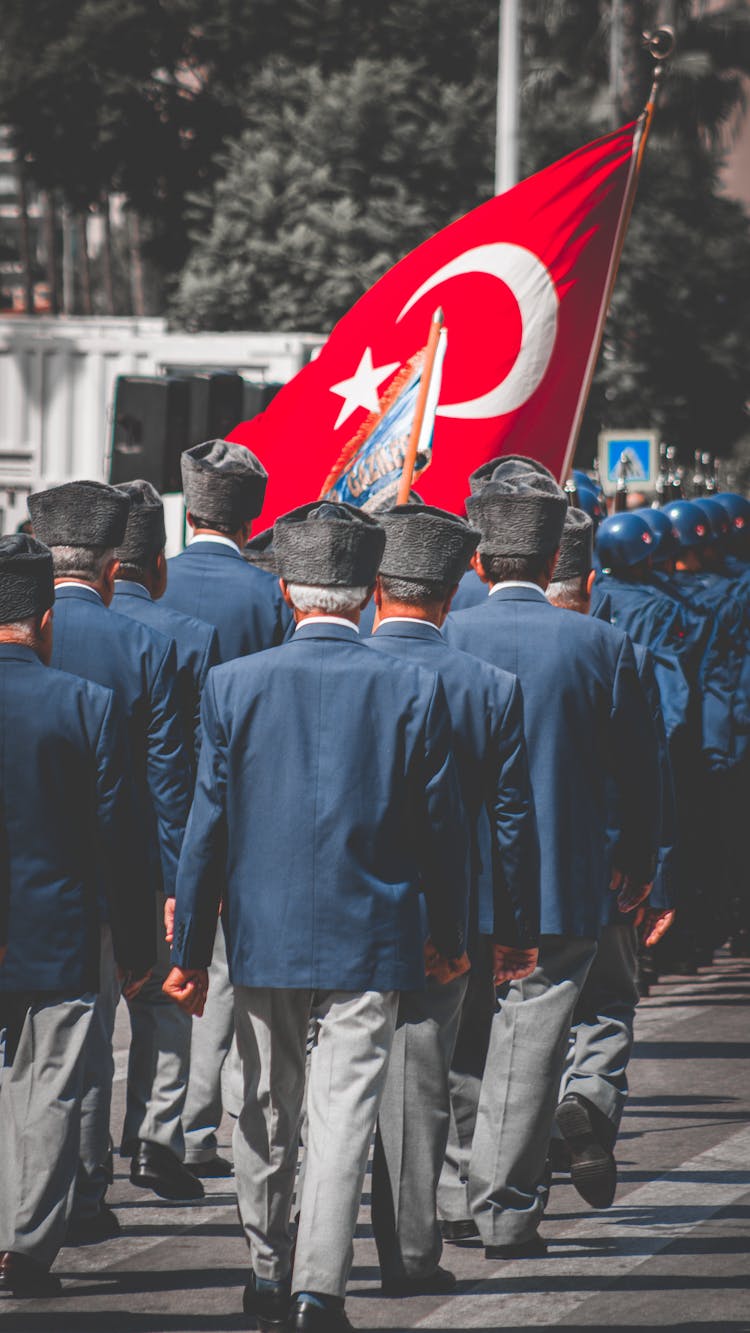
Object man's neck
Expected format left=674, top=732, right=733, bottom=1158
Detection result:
left=115, top=574, right=153, bottom=597
left=190, top=529, right=240, bottom=550
left=294, top=609, right=360, bottom=628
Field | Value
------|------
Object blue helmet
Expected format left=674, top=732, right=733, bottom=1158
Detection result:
left=637, top=507, right=679, bottom=564
left=694, top=497, right=731, bottom=548
left=573, top=469, right=597, bottom=494
left=662, top=500, right=711, bottom=553
left=714, top=492, right=750, bottom=549
left=576, top=484, right=606, bottom=529
left=596, top=512, right=654, bottom=570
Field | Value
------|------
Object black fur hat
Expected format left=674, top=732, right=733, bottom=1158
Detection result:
left=243, top=527, right=277, bottom=574
left=379, top=504, right=480, bottom=586
left=181, top=440, right=268, bottom=529
left=466, top=472, right=567, bottom=558
left=554, top=507, right=594, bottom=581
left=115, top=480, right=167, bottom=566
left=274, top=501, right=385, bottom=587
left=469, top=454, right=557, bottom=495
left=28, top=480, right=130, bottom=549
left=0, top=534, right=55, bottom=623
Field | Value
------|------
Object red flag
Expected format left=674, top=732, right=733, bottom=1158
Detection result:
left=228, top=121, right=640, bottom=525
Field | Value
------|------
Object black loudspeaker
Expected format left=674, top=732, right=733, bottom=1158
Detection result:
left=187, top=372, right=245, bottom=449
left=242, top=381, right=283, bottom=422
left=110, top=376, right=190, bottom=493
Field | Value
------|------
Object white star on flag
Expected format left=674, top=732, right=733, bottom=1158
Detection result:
left=329, top=347, right=400, bottom=431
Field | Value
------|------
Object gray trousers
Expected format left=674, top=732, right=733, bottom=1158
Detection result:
left=441, top=935, right=596, bottom=1246
left=438, top=940, right=496, bottom=1224
left=0, top=993, right=95, bottom=1266
left=233, top=986, right=398, bottom=1299
left=371, top=974, right=467, bottom=1281
left=561, top=921, right=639, bottom=1133
left=182, top=921, right=234, bottom=1164
left=123, top=893, right=192, bottom=1157
left=73, top=926, right=121, bottom=1220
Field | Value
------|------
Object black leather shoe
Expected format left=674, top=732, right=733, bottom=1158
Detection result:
left=188, top=1154, right=234, bottom=1179
left=485, top=1234, right=547, bottom=1260
left=440, top=1218, right=479, bottom=1241
left=382, top=1264, right=456, bottom=1296
left=290, top=1298, right=353, bottom=1330
left=65, top=1205, right=121, bottom=1245
left=555, top=1093, right=617, bottom=1209
left=0, top=1251, right=62, bottom=1297
left=242, top=1271, right=290, bottom=1329
left=130, top=1141, right=205, bottom=1201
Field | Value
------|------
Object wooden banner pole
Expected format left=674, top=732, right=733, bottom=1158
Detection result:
left=397, top=307, right=444, bottom=504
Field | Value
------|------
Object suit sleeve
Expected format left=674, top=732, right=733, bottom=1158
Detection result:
left=171, top=674, right=227, bottom=969
left=94, top=692, right=156, bottom=977
left=147, top=639, right=193, bottom=896
left=0, top=795, right=9, bottom=950
left=416, top=675, right=469, bottom=960
left=486, top=679, right=540, bottom=949
left=193, top=628, right=221, bottom=767
left=636, top=650, right=677, bottom=912
left=609, top=635, right=660, bottom=885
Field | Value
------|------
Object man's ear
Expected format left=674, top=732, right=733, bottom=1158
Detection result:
left=280, top=578, right=294, bottom=609
left=373, top=578, right=383, bottom=610
left=586, top=568, right=596, bottom=595
left=472, top=551, right=490, bottom=584
left=40, top=607, right=54, bottom=634
left=185, top=510, right=196, bottom=531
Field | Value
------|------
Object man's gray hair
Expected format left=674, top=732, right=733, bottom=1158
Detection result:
left=50, top=545, right=114, bottom=583
left=286, top=583, right=369, bottom=614
left=0, top=616, right=38, bottom=645
left=379, top=575, right=452, bottom=605
left=546, top=577, right=588, bottom=609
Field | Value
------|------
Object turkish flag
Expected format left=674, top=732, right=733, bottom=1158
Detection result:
left=228, top=121, right=639, bottom=524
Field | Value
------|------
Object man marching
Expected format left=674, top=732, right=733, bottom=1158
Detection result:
left=166, top=500, right=469, bottom=1331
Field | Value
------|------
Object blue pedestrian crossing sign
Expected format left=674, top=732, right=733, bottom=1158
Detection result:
left=597, top=431, right=658, bottom=494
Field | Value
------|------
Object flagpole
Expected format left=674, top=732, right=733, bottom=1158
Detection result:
left=397, top=307, right=444, bottom=504
left=560, top=26, right=676, bottom=484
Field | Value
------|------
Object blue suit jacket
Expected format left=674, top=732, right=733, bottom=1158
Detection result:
left=164, top=539, right=292, bottom=663
left=0, top=645, right=154, bottom=993
left=172, top=621, right=469, bottom=991
left=446, top=587, right=659, bottom=938
left=451, top=568, right=488, bottom=612
left=367, top=619, right=539, bottom=949
left=113, top=581, right=219, bottom=773
left=591, top=575, right=691, bottom=743
left=671, top=570, right=749, bottom=771
left=51, top=584, right=191, bottom=897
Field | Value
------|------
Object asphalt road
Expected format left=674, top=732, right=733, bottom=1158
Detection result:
left=2, top=951, right=749, bottom=1333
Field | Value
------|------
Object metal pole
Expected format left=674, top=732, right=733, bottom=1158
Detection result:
left=495, top=0, right=520, bottom=195
left=610, top=0, right=623, bottom=128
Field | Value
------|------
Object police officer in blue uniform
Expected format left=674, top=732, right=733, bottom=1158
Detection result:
left=443, top=457, right=658, bottom=1257
left=165, top=500, right=469, bottom=1332
left=27, top=480, right=192, bottom=1237
left=0, top=536, right=153, bottom=1297
left=366, top=503, right=540, bottom=1293
left=112, top=481, right=220, bottom=1200
left=163, top=441, right=293, bottom=1175
left=547, top=509, right=676, bottom=1207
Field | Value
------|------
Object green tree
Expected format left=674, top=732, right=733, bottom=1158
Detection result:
left=172, top=58, right=493, bottom=331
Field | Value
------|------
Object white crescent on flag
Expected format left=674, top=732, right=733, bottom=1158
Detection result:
left=396, top=242, right=559, bottom=420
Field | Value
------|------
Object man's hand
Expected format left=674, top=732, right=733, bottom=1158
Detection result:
left=635, top=906, right=676, bottom=948
left=610, top=868, right=652, bottom=914
left=424, top=939, right=471, bottom=986
left=164, top=897, right=176, bottom=944
left=493, top=944, right=539, bottom=985
left=117, top=967, right=152, bottom=1001
left=163, top=966, right=208, bottom=1016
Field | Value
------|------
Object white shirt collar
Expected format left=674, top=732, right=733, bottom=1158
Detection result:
left=189, top=534, right=240, bottom=552
left=378, top=615, right=442, bottom=633
left=295, top=616, right=360, bottom=634
left=54, top=580, right=103, bottom=602
left=488, top=580, right=544, bottom=596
